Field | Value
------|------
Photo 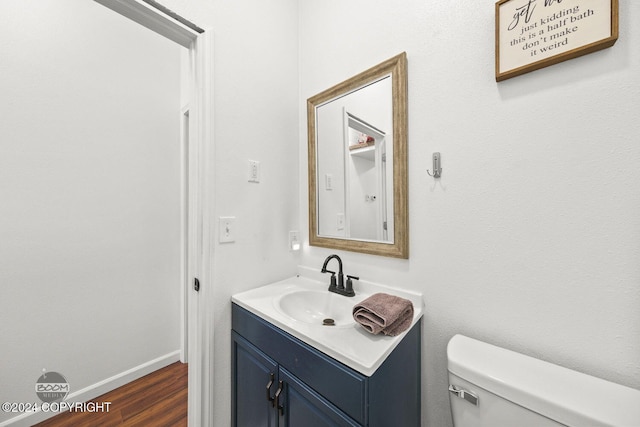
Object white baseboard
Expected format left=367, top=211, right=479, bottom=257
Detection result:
left=0, top=351, right=181, bottom=427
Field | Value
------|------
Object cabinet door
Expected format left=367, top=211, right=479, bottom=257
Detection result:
left=232, top=332, right=279, bottom=427
left=279, top=368, right=360, bottom=427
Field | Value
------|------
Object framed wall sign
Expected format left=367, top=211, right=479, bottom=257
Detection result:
left=495, top=0, right=618, bottom=81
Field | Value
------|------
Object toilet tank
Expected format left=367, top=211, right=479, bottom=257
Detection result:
left=447, top=335, right=640, bottom=427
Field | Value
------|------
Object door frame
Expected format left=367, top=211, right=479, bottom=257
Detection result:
left=180, top=104, right=189, bottom=364
left=93, top=1, right=215, bottom=425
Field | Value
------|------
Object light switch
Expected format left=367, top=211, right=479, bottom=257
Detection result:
left=337, top=213, right=345, bottom=230
left=219, top=217, right=235, bottom=243
left=325, top=174, right=333, bottom=190
left=248, top=160, right=260, bottom=183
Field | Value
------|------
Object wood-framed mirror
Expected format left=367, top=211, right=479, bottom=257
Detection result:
left=307, top=52, right=408, bottom=258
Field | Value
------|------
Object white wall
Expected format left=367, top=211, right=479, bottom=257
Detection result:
left=299, top=1, right=640, bottom=426
left=0, top=0, right=181, bottom=423
left=208, top=1, right=301, bottom=422
left=159, top=0, right=301, bottom=423
left=316, top=100, right=348, bottom=237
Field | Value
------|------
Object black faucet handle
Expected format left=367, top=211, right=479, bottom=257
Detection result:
left=344, top=275, right=358, bottom=297
left=322, top=269, right=337, bottom=289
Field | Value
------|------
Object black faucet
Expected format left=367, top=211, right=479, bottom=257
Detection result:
left=321, top=254, right=358, bottom=297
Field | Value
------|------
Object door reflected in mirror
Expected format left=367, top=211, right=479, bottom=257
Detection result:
left=317, top=78, right=393, bottom=242
left=308, top=53, right=408, bottom=258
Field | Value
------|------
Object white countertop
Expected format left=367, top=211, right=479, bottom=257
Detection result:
left=231, top=273, right=423, bottom=376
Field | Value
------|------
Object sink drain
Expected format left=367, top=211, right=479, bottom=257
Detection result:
left=322, top=318, right=335, bottom=326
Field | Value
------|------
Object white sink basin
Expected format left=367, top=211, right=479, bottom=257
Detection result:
left=231, top=273, right=423, bottom=376
left=275, top=290, right=356, bottom=327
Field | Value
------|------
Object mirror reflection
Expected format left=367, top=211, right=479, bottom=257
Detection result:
left=316, top=76, right=393, bottom=242
left=308, top=52, right=408, bottom=258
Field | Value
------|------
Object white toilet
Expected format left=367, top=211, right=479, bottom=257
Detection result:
left=447, top=334, right=640, bottom=427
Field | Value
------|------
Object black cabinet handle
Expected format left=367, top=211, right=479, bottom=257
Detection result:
left=274, top=380, right=285, bottom=416
left=266, top=372, right=275, bottom=405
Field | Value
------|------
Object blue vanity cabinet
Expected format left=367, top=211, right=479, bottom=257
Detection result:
left=279, top=366, right=360, bottom=426
left=232, top=332, right=279, bottom=427
left=232, top=332, right=359, bottom=427
left=232, top=303, right=421, bottom=427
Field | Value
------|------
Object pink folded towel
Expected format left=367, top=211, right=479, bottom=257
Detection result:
left=352, top=293, right=414, bottom=336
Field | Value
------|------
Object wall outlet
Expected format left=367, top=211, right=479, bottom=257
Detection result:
left=219, top=216, right=236, bottom=243
left=289, top=230, right=300, bottom=251
left=248, top=160, right=260, bottom=183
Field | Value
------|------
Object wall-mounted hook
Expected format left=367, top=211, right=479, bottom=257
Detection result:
left=427, top=152, right=442, bottom=178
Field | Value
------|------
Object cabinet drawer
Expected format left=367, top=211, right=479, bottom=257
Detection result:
left=233, top=304, right=367, bottom=425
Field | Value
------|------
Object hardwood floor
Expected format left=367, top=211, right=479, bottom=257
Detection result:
left=35, top=362, right=187, bottom=427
